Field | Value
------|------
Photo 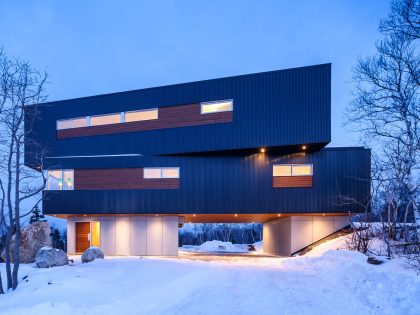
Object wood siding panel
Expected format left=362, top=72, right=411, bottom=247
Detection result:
left=273, top=176, right=313, bottom=188
left=74, top=168, right=180, bottom=190
left=75, top=222, right=90, bottom=253
left=57, top=103, right=233, bottom=139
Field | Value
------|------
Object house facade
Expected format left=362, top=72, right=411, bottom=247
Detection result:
left=25, top=64, right=370, bottom=256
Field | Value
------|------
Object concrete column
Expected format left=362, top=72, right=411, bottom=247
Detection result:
left=116, top=217, right=131, bottom=255
left=162, top=216, right=179, bottom=256
left=100, top=217, right=116, bottom=256
left=263, top=215, right=350, bottom=256
left=130, top=217, right=147, bottom=255
left=67, top=219, right=75, bottom=255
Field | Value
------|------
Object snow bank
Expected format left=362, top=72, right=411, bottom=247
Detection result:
left=1, top=236, right=419, bottom=315
left=182, top=240, right=248, bottom=253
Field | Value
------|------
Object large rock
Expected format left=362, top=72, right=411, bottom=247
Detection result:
left=35, top=247, right=68, bottom=268
left=1, top=221, right=52, bottom=263
left=82, top=246, right=104, bottom=263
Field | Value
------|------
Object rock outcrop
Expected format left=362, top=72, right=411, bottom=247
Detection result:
left=1, top=221, right=52, bottom=263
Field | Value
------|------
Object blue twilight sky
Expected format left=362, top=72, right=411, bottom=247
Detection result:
left=0, top=1, right=389, bottom=146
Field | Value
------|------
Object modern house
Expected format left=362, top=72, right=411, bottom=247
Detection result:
left=25, top=64, right=370, bottom=256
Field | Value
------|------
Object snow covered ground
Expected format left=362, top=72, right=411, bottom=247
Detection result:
left=181, top=240, right=249, bottom=253
left=1, top=237, right=419, bottom=315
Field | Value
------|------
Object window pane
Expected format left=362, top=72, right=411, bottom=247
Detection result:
left=162, top=168, right=179, bottom=178
left=57, top=117, right=87, bottom=130
left=47, top=170, right=62, bottom=190
left=125, top=109, right=158, bottom=122
left=201, top=100, right=233, bottom=114
left=143, top=168, right=162, bottom=179
left=273, top=165, right=292, bottom=176
left=72, top=117, right=88, bottom=128
left=292, top=165, right=313, bottom=176
left=57, top=119, right=73, bottom=130
left=62, top=170, right=74, bottom=190
left=90, top=113, right=121, bottom=126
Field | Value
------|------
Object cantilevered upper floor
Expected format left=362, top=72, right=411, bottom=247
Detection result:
left=25, top=63, right=331, bottom=167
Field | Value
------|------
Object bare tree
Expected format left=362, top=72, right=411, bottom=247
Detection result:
left=346, top=0, right=420, bottom=236
left=0, top=49, right=48, bottom=292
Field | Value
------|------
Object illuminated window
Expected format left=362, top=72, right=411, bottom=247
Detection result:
left=292, top=164, right=313, bottom=176
left=162, top=168, right=180, bottom=178
left=125, top=109, right=158, bottom=122
left=57, top=117, right=88, bottom=130
left=90, top=113, right=121, bottom=126
left=201, top=99, right=233, bottom=114
left=273, top=164, right=313, bottom=176
left=46, top=170, right=74, bottom=190
left=144, top=167, right=180, bottom=179
left=273, top=165, right=292, bottom=177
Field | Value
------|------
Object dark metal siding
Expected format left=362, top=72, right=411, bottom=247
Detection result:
left=25, top=64, right=331, bottom=163
left=42, top=148, right=370, bottom=216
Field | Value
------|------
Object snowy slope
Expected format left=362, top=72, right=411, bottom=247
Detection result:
left=0, top=240, right=419, bottom=315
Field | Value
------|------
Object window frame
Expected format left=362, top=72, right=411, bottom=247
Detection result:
left=56, top=116, right=89, bottom=130
left=46, top=169, right=74, bottom=190
left=200, top=99, right=233, bottom=114
left=89, top=112, right=122, bottom=126
left=143, top=167, right=180, bottom=179
left=273, top=164, right=313, bottom=177
left=124, top=108, right=159, bottom=123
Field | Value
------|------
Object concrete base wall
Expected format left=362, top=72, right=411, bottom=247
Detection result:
left=67, top=216, right=179, bottom=256
left=263, top=215, right=350, bottom=256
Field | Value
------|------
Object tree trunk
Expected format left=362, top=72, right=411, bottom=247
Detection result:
left=11, top=134, right=21, bottom=290
left=413, top=201, right=420, bottom=237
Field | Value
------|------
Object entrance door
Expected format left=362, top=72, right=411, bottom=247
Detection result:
left=75, top=222, right=90, bottom=253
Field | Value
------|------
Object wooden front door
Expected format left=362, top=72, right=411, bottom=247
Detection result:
left=76, top=222, right=90, bottom=253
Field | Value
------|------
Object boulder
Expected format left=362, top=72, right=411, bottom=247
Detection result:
left=82, top=246, right=104, bottom=263
left=1, top=221, right=52, bottom=263
left=35, top=247, right=68, bottom=268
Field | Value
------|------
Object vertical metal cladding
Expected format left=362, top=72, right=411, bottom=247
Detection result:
left=25, top=64, right=331, bottom=163
left=42, top=148, right=371, bottom=215
left=25, top=64, right=370, bottom=218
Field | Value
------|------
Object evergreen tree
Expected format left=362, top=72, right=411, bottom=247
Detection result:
left=29, top=205, right=46, bottom=224
left=50, top=227, right=65, bottom=250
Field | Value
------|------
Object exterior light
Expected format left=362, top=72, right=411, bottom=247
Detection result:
left=155, top=214, right=158, bottom=217
left=277, top=214, right=281, bottom=217
left=83, top=214, right=86, bottom=217
left=193, top=214, right=196, bottom=217
left=302, top=145, right=307, bottom=150
left=234, top=214, right=238, bottom=217
left=260, top=148, right=266, bottom=153
left=322, top=213, right=325, bottom=216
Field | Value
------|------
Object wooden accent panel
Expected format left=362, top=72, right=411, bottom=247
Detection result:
left=273, top=176, right=312, bottom=188
left=76, top=222, right=90, bottom=253
left=57, top=103, right=233, bottom=139
left=74, top=168, right=180, bottom=190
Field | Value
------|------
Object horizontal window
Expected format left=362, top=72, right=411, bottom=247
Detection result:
left=57, top=117, right=88, bottom=130
left=56, top=107, right=160, bottom=130
left=201, top=99, right=233, bottom=114
left=273, top=164, right=313, bottom=177
left=90, top=113, right=121, bottom=126
left=46, top=169, right=74, bottom=190
left=143, top=167, right=180, bottom=179
left=125, top=108, right=158, bottom=123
